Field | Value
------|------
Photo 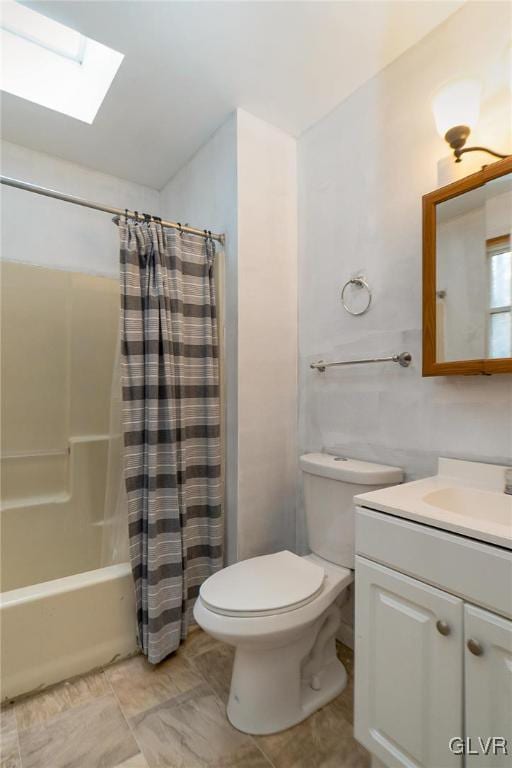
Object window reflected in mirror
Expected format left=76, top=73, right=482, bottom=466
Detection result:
left=487, top=236, right=511, bottom=358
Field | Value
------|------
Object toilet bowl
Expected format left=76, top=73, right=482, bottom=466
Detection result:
left=194, top=454, right=403, bottom=735
left=194, top=551, right=352, bottom=734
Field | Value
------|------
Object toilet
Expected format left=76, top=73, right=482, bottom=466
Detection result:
left=193, top=453, right=403, bottom=735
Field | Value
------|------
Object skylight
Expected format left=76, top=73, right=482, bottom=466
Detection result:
left=0, top=2, right=124, bottom=123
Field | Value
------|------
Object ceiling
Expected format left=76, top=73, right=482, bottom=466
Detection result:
left=1, top=1, right=463, bottom=189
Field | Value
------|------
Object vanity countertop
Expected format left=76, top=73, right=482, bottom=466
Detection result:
left=355, top=457, right=512, bottom=550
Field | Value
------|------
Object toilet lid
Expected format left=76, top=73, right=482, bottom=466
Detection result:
left=199, top=550, right=325, bottom=617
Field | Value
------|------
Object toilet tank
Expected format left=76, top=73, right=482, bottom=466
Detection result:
left=299, top=453, right=403, bottom=568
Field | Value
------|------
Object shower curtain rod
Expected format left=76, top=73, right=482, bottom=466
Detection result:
left=0, top=175, right=225, bottom=244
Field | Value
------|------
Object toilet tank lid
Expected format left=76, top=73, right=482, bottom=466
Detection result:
left=299, top=453, right=403, bottom=485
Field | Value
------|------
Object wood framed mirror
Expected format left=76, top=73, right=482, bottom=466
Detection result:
left=423, top=156, right=512, bottom=376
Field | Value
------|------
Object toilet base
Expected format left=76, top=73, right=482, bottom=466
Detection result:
left=226, top=639, right=347, bottom=735
left=299, top=654, right=347, bottom=722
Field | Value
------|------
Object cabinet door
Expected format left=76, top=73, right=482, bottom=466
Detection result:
left=465, top=604, right=512, bottom=768
left=354, top=556, right=464, bottom=768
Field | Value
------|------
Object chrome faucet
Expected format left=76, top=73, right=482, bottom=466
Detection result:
left=505, top=468, right=512, bottom=495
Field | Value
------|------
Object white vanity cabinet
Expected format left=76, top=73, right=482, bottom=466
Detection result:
left=464, top=604, right=512, bottom=768
left=354, top=556, right=464, bottom=768
left=354, top=506, right=512, bottom=768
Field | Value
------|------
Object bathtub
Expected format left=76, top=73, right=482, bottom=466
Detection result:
left=0, top=436, right=138, bottom=701
left=1, top=563, right=137, bottom=700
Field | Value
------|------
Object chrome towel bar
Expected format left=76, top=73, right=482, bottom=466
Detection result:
left=310, top=352, right=412, bottom=372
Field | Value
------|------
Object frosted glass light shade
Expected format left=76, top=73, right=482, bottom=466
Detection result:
left=431, top=79, right=481, bottom=137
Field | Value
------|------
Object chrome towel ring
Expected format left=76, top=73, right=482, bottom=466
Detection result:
left=341, top=276, right=372, bottom=316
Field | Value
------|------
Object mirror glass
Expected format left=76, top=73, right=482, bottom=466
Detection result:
left=435, top=172, right=511, bottom=362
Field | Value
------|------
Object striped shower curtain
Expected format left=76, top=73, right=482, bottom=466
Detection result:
left=119, top=220, right=223, bottom=664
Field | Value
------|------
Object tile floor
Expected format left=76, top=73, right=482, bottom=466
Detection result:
left=0, top=629, right=370, bottom=768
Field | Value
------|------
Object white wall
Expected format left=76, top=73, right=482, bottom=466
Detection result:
left=1, top=141, right=160, bottom=278
left=297, top=1, right=512, bottom=551
left=236, top=109, right=298, bottom=560
left=161, top=109, right=298, bottom=562
left=160, top=114, right=239, bottom=563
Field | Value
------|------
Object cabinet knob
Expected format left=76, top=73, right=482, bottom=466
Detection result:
left=436, top=620, right=451, bottom=636
left=467, top=638, right=484, bottom=656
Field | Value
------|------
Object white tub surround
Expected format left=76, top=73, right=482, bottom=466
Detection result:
left=0, top=149, right=152, bottom=699
left=1, top=437, right=117, bottom=591
left=0, top=423, right=136, bottom=702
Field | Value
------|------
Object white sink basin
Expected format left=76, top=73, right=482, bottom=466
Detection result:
left=355, top=458, right=512, bottom=549
left=424, top=487, right=512, bottom=527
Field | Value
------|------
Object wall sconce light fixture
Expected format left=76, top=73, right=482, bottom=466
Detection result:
left=432, top=79, right=510, bottom=163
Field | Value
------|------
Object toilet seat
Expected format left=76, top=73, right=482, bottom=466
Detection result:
left=199, top=550, right=325, bottom=617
